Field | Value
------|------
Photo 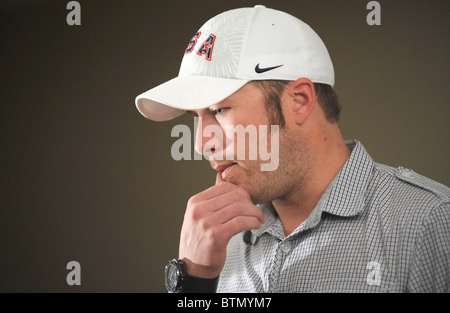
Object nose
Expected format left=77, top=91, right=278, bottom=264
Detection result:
left=194, top=116, right=224, bottom=158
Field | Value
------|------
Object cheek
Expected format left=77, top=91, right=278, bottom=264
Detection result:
left=218, top=109, right=273, bottom=161
left=225, top=130, right=267, bottom=163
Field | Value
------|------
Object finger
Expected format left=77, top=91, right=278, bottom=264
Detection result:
left=195, top=178, right=246, bottom=202
left=199, top=190, right=245, bottom=213
left=211, top=201, right=267, bottom=225
left=215, top=171, right=225, bottom=185
left=192, top=182, right=235, bottom=203
left=218, top=215, right=264, bottom=241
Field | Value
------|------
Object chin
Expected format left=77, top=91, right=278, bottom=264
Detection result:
left=241, top=184, right=266, bottom=205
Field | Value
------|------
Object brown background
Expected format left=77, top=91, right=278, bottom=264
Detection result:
left=1, top=0, right=449, bottom=292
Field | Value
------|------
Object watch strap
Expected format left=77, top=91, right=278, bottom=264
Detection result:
left=182, top=272, right=219, bottom=293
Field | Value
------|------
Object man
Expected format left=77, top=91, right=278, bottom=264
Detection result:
left=136, top=6, right=449, bottom=292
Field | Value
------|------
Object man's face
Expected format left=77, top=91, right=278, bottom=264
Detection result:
left=190, top=83, right=310, bottom=204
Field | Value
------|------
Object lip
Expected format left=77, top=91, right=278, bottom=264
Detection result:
left=213, top=162, right=237, bottom=180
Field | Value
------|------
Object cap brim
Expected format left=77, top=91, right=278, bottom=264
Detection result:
left=135, top=75, right=249, bottom=121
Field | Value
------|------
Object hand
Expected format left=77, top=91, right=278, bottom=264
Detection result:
left=178, top=172, right=266, bottom=278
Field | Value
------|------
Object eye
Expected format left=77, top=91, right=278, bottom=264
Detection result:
left=213, top=107, right=229, bottom=115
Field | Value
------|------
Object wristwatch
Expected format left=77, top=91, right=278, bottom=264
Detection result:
left=164, top=259, right=219, bottom=293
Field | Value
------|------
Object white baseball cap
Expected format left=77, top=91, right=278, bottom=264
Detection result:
left=136, top=5, right=334, bottom=121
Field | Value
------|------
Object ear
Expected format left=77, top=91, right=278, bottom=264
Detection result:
left=286, top=78, right=316, bottom=125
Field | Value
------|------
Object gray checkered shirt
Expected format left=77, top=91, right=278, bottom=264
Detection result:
left=217, top=140, right=450, bottom=292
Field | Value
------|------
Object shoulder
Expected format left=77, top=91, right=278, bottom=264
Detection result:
left=366, top=163, right=450, bottom=236
left=372, top=163, right=450, bottom=208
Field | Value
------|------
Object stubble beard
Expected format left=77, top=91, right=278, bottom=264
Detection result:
left=240, top=128, right=312, bottom=205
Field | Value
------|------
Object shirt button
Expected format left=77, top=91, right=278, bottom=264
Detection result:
left=280, top=241, right=292, bottom=253
left=402, top=171, right=413, bottom=178
left=398, top=167, right=413, bottom=178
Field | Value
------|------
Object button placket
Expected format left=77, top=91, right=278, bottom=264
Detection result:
left=267, top=239, right=293, bottom=292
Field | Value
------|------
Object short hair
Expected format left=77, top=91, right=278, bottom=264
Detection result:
left=248, top=80, right=342, bottom=126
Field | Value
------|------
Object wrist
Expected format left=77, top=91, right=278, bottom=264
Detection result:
left=181, top=258, right=221, bottom=279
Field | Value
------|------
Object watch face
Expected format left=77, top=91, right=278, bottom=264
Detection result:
left=165, top=260, right=180, bottom=293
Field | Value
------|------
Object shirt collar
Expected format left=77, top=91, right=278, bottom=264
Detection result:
left=248, top=140, right=375, bottom=244
left=322, top=139, right=374, bottom=217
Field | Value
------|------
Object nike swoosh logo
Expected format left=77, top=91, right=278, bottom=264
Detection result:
left=255, top=63, right=284, bottom=74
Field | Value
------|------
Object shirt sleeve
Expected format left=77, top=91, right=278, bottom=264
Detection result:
left=408, top=202, right=450, bottom=292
